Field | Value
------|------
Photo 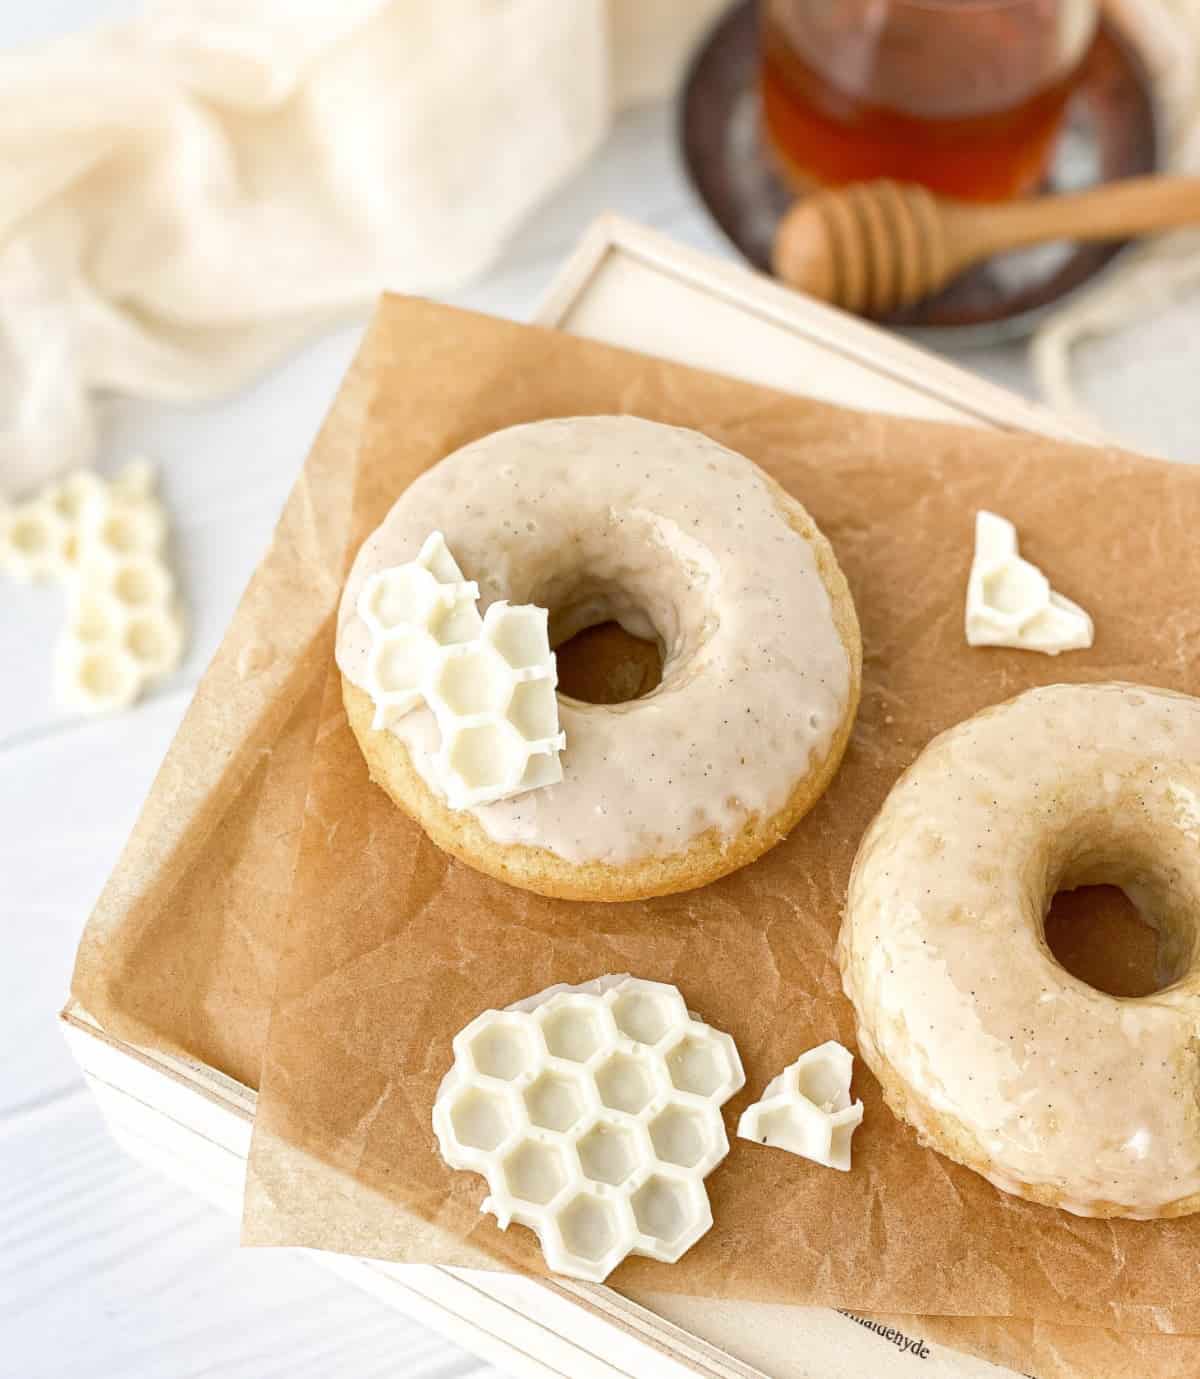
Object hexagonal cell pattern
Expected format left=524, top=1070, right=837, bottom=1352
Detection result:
left=611, top=981, right=686, bottom=1046
left=124, top=613, right=184, bottom=674
left=503, top=1140, right=569, bottom=1205
left=577, top=1121, right=641, bottom=1186
left=428, top=595, right=484, bottom=646
left=443, top=720, right=528, bottom=799
left=357, top=532, right=566, bottom=808
left=649, top=1104, right=715, bottom=1170
left=430, top=644, right=512, bottom=717
left=432, top=974, right=745, bottom=1282
left=524, top=1069, right=587, bottom=1133
left=595, top=1052, right=656, bottom=1114
left=557, top=1193, right=622, bottom=1265
left=536, top=996, right=612, bottom=1064
left=508, top=677, right=558, bottom=741
left=0, top=461, right=186, bottom=714
left=368, top=628, right=433, bottom=701
left=965, top=510, right=1092, bottom=655
left=464, top=1016, right=538, bottom=1082
left=630, top=1174, right=711, bottom=1261
left=361, top=563, right=443, bottom=631
left=0, top=500, right=71, bottom=581
left=448, top=1086, right=515, bottom=1153
left=665, top=1029, right=742, bottom=1100
left=483, top=602, right=549, bottom=670
left=736, top=1041, right=864, bottom=1172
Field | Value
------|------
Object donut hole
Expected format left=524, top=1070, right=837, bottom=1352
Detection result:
left=1037, top=800, right=1200, bottom=998
left=544, top=584, right=666, bottom=706
left=555, top=622, right=663, bottom=705
left=1045, top=886, right=1165, bottom=999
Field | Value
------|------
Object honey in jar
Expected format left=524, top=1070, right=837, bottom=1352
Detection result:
left=760, top=0, right=1097, bottom=202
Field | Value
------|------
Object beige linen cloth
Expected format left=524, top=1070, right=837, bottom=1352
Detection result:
left=0, top=0, right=1195, bottom=500
left=0, top=0, right=725, bottom=498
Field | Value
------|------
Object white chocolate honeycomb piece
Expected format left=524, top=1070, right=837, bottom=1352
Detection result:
left=433, top=975, right=745, bottom=1283
left=737, top=1041, right=863, bottom=1172
left=965, top=510, right=1093, bottom=655
left=58, top=462, right=183, bottom=714
left=358, top=532, right=566, bottom=808
left=0, top=460, right=188, bottom=715
left=0, top=470, right=103, bottom=581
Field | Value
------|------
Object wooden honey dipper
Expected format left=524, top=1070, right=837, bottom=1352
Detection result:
left=772, top=175, right=1200, bottom=313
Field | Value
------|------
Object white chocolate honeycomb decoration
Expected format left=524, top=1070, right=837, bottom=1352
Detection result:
left=737, top=1041, right=863, bottom=1172
left=358, top=531, right=565, bottom=808
left=432, top=975, right=745, bottom=1283
left=0, top=460, right=186, bottom=714
left=965, top=510, right=1093, bottom=655
left=0, top=468, right=105, bottom=582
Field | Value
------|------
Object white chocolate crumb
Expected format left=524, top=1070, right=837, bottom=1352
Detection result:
left=737, top=1041, right=864, bottom=1172
left=0, top=460, right=186, bottom=714
left=965, top=511, right=1093, bottom=655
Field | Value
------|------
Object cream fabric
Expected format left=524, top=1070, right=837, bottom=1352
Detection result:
left=0, top=0, right=725, bottom=498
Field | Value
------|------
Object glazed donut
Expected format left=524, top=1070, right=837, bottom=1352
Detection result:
left=337, top=416, right=861, bottom=901
left=840, top=682, right=1200, bottom=1219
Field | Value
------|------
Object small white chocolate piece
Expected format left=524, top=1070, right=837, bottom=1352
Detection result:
left=2, top=460, right=186, bottom=714
left=737, top=1041, right=863, bottom=1171
left=358, top=531, right=566, bottom=808
left=0, top=494, right=74, bottom=581
left=57, top=462, right=184, bottom=714
left=432, top=975, right=745, bottom=1283
left=965, top=511, right=1093, bottom=655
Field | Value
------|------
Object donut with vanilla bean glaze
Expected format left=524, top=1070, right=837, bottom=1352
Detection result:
left=840, top=682, right=1200, bottom=1219
left=336, top=416, right=861, bottom=900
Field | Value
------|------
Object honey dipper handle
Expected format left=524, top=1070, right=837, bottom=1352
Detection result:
left=944, top=176, right=1200, bottom=268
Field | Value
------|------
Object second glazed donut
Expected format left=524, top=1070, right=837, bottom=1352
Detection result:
left=840, top=682, right=1200, bottom=1219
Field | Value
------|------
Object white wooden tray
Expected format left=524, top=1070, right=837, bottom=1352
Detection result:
left=62, top=215, right=1093, bottom=1379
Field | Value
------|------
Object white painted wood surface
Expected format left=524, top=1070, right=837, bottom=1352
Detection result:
left=2, top=5, right=1186, bottom=1379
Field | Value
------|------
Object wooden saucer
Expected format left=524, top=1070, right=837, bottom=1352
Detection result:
left=679, top=0, right=1161, bottom=342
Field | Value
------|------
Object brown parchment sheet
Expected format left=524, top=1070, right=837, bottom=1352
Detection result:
left=230, top=296, right=1200, bottom=1342
left=904, top=1313, right=1200, bottom=1379
left=68, top=319, right=376, bottom=1088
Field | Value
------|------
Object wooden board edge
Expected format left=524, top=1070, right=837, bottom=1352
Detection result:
left=59, top=1004, right=770, bottom=1379
left=532, top=213, right=1105, bottom=447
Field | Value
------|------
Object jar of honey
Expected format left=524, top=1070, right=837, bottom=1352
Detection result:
left=761, top=0, right=1098, bottom=202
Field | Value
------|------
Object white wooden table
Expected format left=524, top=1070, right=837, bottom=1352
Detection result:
left=2, top=5, right=1188, bottom=1378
